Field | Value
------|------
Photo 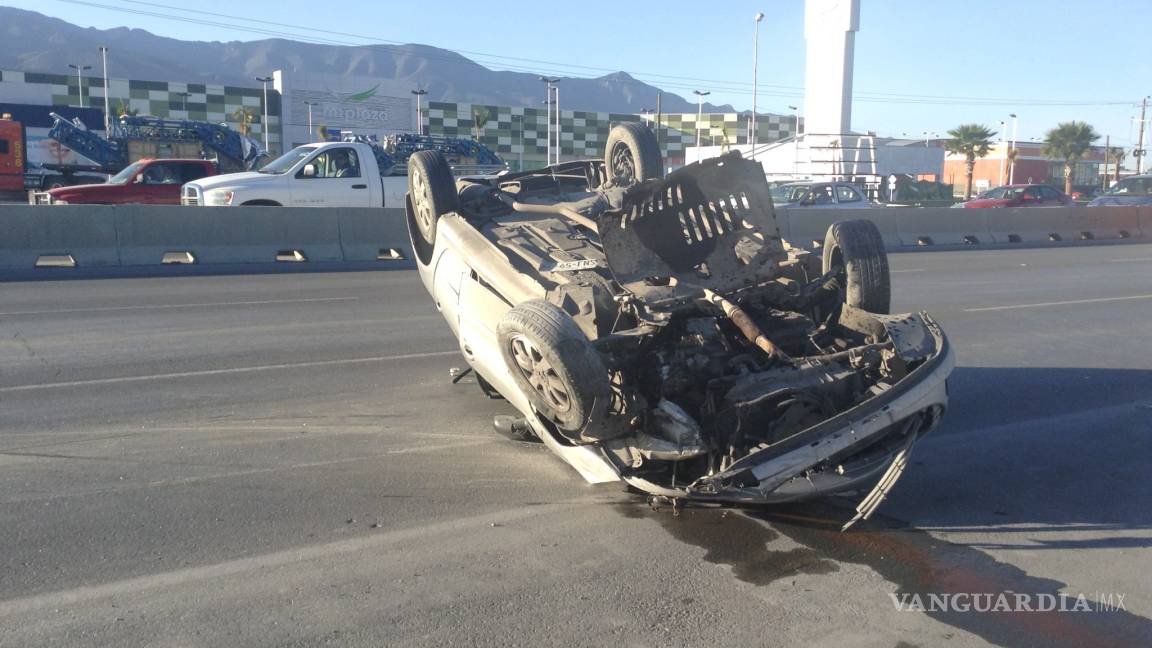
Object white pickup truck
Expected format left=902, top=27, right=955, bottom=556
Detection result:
left=181, top=141, right=408, bottom=208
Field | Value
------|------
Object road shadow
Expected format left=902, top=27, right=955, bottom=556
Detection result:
left=887, top=366, right=1152, bottom=544
left=610, top=365, right=1152, bottom=647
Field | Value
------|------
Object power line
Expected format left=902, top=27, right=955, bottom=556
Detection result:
left=56, top=0, right=1142, bottom=109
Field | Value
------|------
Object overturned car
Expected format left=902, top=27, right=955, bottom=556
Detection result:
left=406, top=124, right=953, bottom=526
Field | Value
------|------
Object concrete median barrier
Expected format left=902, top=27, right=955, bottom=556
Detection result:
left=777, top=207, right=902, bottom=249
left=982, top=207, right=1117, bottom=244
left=892, top=208, right=993, bottom=246
left=114, top=205, right=344, bottom=265
left=0, top=205, right=120, bottom=269
left=337, top=208, right=414, bottom=264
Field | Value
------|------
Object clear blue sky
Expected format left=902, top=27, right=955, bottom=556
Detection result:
left=17, top=0, right=1152, bottom=149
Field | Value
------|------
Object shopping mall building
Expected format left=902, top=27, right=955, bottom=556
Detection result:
left=0, top=67, right=797, bottom=172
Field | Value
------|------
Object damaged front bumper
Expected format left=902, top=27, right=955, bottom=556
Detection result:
left=621, top=312, right=954, bottom=504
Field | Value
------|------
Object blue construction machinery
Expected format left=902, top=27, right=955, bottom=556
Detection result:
left=47, top=113, right=267, bottom=175
left=336, top=132, right=504, bottom=176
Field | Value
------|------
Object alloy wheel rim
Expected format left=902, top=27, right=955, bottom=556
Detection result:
left=411, top=169, right=434, bottom=237
left=508, top=335, right=572, bottom=413
left=611, top=144, right=636, bottom=183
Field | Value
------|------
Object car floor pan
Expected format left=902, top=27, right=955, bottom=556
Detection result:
left=598, top=153, right=787, bottom=304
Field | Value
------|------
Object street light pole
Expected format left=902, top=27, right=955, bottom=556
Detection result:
left=99, top=47, right=110, bottom=132
left=693, top=90, right=710, bottom=154
left=1008, top=113, right=1018, bottom=184
left=304, top=101, right=315, bottom=142
left=554, top=85, right=561, bottom=165
left=410, top=89, right=427, bottom=136
left=68, top=64, right=92, bottom=108
left=540, top=77, right=560, bottom=165
left=254, top=75, right=274, bottom=152
left=751, top=12, right=764, bottom=160
left=787, top=105, right=799, bottom=175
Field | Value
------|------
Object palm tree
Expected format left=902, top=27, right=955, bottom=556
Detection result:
left=115, top=99, right=138, bottom=117
left=1109, top=146, right=1126, bottom=183
left=471, top=106, right=491, bottom=141
left=230, top=106, right=256, bottom=137
left=944, top=124, right=996, bottom=199
left=1042, top=121, right=1100, bottom=194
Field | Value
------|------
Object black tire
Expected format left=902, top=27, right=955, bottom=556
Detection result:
left=407, top=150, right=458, bottom=249
left=822, top=220, right=891, bottom=314
left=604, top=123, right=662, bottom=184
left=497, top=300, right=615, bottom=442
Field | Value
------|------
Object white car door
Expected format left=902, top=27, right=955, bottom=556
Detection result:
left=290, top=147, right=371, bottom=207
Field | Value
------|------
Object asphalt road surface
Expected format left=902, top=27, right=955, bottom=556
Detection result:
left=1, top=244, right=1150, bottom=647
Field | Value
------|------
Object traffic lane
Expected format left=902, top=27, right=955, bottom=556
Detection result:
left=0, top=272, right=445, bottom=388
left=0, top=354, right=577, bottom=598
left=883, top=245, right=1152, bottom=619
left=888, top=242, right=1152, bottom=316
left=0, top=364, right=976, bottom=646
left=3, top=249, right=1150, bottom=645
left=0, top=491, right=979, bottom=648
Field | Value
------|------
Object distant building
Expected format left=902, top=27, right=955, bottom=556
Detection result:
left=0, top=66, right=797, bottom=172
left=942, top=141, right=1108, bottom=193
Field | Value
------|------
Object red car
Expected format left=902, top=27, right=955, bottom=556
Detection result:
left=32, top=159, right=217, bottom=205
left=960, top=184, right=1075, bottom=208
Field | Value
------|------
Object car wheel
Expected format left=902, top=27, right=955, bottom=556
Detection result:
left=822, top=220, right=891, bottom=314
left=407, top=150, right=458, bottom=248
left=604, top=123, right=662, bottom=184
left=497, top=300, right=615, bottom=442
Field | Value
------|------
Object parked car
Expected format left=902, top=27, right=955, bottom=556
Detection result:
left=181, top=142, right=406, bottom=208
left=30, top=159, right=216, bottom=205
left=1088, top=175, right=1152, bottom=206
left=959, top=184, right=1074, bottom=208
left=406, top=124, right=953, bottom=522
left=770, top=181, right=873, bottom=208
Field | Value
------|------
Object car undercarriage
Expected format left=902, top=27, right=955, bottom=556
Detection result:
left=406, top=124, right=953, bottom=524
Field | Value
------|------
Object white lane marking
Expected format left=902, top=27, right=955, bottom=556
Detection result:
left=0, top=350, right=459, bottom=393
left=0, top=437, right=496, bottom=505
left=0, top=296, right=358, bottom=317
left=1108, top=257, right=1152, bottom=263
left=964, top=294, right=1152, bottom=312
left=0, top=497, right=585, bottom=617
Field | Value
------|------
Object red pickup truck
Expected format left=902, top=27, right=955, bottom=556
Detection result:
left=31, top=159, right=218, bottom=205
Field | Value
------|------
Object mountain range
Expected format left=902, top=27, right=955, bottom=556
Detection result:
left=0, top=7, right=736, bottom=115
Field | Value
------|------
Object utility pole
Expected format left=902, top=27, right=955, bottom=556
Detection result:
left=751, top=11, right=764, bottom=160
left=554, top=85, right=561, bottom=165
left=655, top=92, right=662, bottom=152
left=540, top=77, right=560, bottom=165
left=1134, top=97, right=1149, bottom=175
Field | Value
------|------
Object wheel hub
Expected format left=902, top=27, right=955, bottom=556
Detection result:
left=508, top=335, right=572, bottom=413
left=610, top=144, right=635, bottom=183
left=411, top=170, right=434, bottom=235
